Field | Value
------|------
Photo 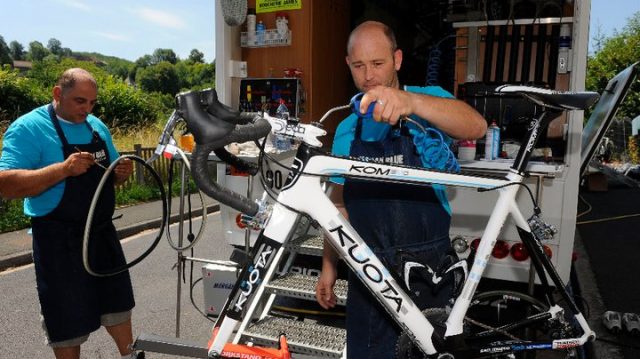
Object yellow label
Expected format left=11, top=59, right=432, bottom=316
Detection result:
left=256, top=0, right=301, bottom=14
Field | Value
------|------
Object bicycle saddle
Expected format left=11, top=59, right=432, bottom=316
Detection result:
left=496, top=85, right=600, bottom=111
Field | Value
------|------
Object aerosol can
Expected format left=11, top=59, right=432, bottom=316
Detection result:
left=484, top=121, right=500, bottom=160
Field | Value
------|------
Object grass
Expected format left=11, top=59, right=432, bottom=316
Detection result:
left=111, top=121, right=166, bottom=149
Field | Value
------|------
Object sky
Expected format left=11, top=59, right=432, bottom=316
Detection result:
left=589, top=0, right=640, bottom=51
left=0, top=0, right=216, bottom=63
left=0, top=1, right=638, bottom=63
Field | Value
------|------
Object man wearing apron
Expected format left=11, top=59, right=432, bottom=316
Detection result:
left=0, top=68, right=139, bottom=359
left=315, top=22, right=487, bottom=358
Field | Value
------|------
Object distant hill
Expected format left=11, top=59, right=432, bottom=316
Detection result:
left=74, top=52, right=133, bottom=79
left=73, top=51, right=133, bottom=65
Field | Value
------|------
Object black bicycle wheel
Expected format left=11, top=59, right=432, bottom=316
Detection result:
left=465, top=290, right=551, bottom=358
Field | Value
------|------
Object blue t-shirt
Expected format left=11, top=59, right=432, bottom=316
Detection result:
left=0, top=104, right=120, bottom=217
left=331, top=86, right=454, bottom=214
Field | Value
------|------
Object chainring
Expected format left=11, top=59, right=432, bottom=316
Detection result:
left=395, top=308, right=452, bottom=359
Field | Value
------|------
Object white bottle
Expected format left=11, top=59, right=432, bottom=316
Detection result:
left=246, top=8, right=256, bottom=46
left=484, top=121, right=500, bottom=160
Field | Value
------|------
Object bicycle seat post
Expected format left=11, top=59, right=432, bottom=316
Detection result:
left=510, top=109, right=561, bottom=175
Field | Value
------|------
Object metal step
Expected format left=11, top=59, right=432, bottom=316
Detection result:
left=266, top=273, right=348, bottom=306
left=242, top=316, right=346, bottom=358
left=286, top=235, right=324, bottom=256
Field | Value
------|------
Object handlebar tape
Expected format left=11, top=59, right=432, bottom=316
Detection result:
left=190, top=118, right=272, bottom=216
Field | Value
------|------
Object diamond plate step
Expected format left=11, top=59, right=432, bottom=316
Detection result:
left=242, top=316, right=346, bottom=358
left=286, top=235, right=324, bottom=256
left=265, top=273, right=348, bottom=306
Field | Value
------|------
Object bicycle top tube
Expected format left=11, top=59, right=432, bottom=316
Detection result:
left=170, top=85, right=598, bottom=215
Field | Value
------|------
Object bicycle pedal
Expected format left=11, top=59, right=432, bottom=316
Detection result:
left=622, top=313, right=640, bottom=336
left=602, top=310, right=622, bottom=334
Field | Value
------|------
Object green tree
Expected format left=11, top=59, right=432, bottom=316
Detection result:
left=151, top=48, right=178, bottom=65
left=27, top=41, right=49, bottom=61
left=136, top=61, right=180, bottom=94
left=9, top=41, right=25, bottom=60
left=0, top=36, right=12, bottom=65
left=60, top=47, right=73, bottom=58
left=188, top=49, right=205, bottom=64
left=47, top=38, right=63, bottom=56
left=586, top=11, right=640, bottom=121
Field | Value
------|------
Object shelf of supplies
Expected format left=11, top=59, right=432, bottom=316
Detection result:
left=452, top=17, right=573, bottom=28
left=241, top=29, right=292, bottom=48
left=459, top=158, right=564, bottom=176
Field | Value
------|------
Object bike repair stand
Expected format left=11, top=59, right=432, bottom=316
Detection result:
left=134, top=154, right=240, bottom=357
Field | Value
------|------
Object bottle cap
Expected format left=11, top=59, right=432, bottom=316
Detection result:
left=248, top=8, right=256, bottom=15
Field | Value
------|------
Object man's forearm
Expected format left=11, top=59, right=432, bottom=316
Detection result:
left=409, top=93, right=487, bottom=140
left=0, top=165, right=68, bottom=199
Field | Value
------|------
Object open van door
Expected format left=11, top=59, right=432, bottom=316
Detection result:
left=580, top=62, right=639, bottom=177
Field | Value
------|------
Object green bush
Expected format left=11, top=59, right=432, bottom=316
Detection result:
left=0, top=199, right=30, bottom=233
left=94, top=76, right=170, bottom=129
left=115, top=182, right=162, bottom=206
left=0, top=67, right=49, bottom=123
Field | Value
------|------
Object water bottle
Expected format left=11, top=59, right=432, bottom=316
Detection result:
left=256, top=21, right=266, bottom=46
left=274, top=100, right=291, bottom=151
left=484, top=121, right=500, bottom=160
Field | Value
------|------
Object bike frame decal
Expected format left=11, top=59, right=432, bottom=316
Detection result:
left=225, top=235, right=282, bottom=320
left=329, top=224, right=404, bottom=313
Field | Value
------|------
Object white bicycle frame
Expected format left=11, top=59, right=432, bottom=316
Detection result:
left=203, top=112, right=594, bottom=357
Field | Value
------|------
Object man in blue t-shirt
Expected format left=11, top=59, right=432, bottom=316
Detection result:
left=314, top=21, right=486, bottom=358
left=0, top=68, right=141, bottom=359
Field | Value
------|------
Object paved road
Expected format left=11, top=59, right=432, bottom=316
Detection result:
left=0, top=213, right=231, bottom=359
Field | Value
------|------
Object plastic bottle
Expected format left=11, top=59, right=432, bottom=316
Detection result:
left=256, top=20, right=266, bottom=46
left=276, top=12, right=289, bottom=41
left=274, top=99, right=291, bottom=151
left=484, top=121, right=500, bottom=160
left=246, top=8, right=256, bottom=46
left=457, top=139, right=476, bottom=161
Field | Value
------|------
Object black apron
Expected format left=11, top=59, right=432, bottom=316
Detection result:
left=31, top=105, right=134, bottom=343
left=343, top=118, right=452, bottom=359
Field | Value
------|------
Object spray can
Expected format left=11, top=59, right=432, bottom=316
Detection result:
left=484, top=121, right=500, bottom=160
left=246, top=8, right=256, bottom=46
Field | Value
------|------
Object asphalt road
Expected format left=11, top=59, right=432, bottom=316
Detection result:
left=0, top=213, right=232, bottom=359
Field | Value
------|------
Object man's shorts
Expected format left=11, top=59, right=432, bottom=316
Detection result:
left=43, top=310, right=131, bottom=348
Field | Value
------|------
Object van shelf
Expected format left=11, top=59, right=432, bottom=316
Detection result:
left=241, top=29, right=292, bottom=48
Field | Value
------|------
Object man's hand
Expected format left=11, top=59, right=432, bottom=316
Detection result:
left=316, top=264, right=338, bottom=309
left=63, top=152, right=97, bottom=176
left=359, top=85, right=412, bottom=125
left=113, top=158, right=133, bottom=185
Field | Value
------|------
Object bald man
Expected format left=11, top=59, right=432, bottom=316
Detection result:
left=0, top=68, right=140, bottom=359
left=315, top=21, right=486, bottom=358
